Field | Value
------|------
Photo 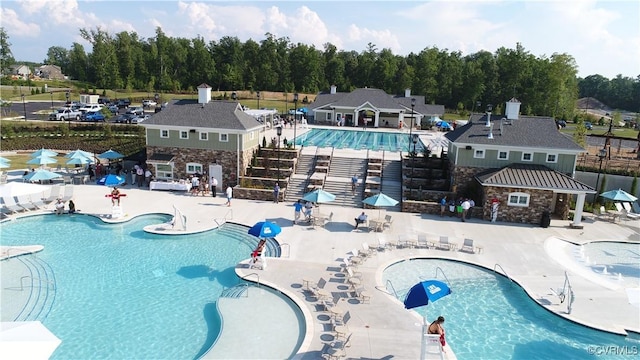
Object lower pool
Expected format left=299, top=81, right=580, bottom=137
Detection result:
left=0, top=214, right=303, bottom=359
left=295, top=128, right=425, bottom=152
left=382, top=259, right=637, bottom=359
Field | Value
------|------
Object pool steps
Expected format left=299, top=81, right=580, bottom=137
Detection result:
left=12, top=255, right=56, bottom=322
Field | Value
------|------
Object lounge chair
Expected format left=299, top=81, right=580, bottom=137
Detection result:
left=622, top=209, right=640, bottom=220
left=346, top=267, right=362, bottom=280
left=362, top=242, right=376, bottom=256
left=383, top=214, right=393, bottom=229
left=1, top=196, right=27, bottom=214
left=614, top=202, right=624, bottom=212
left=437, top=236, right=452, bottom=251
left=632, top=202, right=640, bottom=214
left=353, top=285, right=370, bottom=303
left=61, top=185, right=74, bottom=202
left=44, top=185, right=63, bottom=204
left=29, top=194, right=47, bottom=209
left=16, top=195, right=38, bottom=211
left=461, top=238, right=476, bottom=253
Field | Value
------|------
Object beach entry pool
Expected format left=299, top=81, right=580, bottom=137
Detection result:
left=0, top=215, right=304, bottom=359
left=294, top=128, right=425, bottom=152
left=382, top=259, right=636, bottom=359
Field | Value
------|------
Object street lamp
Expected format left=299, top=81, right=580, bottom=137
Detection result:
left=65, top=91, right=71, bottom=130
left=293, top=92, right=298, bottom=149
left=276, top=125, right=282, bottom=182
left=594, top=147, right=607, bottom=203
left=409, top=97, right=415, bottom=153
left=50, top=91, right=54, bottom=110
left=21, top=94, right=27, bottom=121
left=256, top=90, right=260, bottom=109
left=231, top=92, right=237, bottom=101
left=410, top=133, right=419, bottom=193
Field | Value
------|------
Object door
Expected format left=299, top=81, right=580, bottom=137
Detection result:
left=209, top=164, right=223, bottom=194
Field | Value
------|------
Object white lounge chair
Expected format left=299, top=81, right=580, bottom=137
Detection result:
left=61, top=185, right=74, bottom=202
left=361, top=242, right=376, bottom=256
left=417, top=234, right=429, bottom=248
left=461, top=238, right=476, bottom=253
left=44, top=185, right=63, bottom=204
left=623, top=209, right=640, bottom=220
left=2, top=196, right=27, bottom=214
left=437, top=236, right=452, bottom=251
left=16, top=195, right=38, bottom=211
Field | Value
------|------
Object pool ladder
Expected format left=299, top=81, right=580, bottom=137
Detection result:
left=494, top=263, right=513, bottom=283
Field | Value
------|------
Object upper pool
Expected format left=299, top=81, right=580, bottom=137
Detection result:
left=294, top=128, right=425, bottom=152
left=0, top=214, right=304, bottom=359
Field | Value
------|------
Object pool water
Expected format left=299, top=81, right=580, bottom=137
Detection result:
left=382, top=259, right=636, bottom=359
left=295, top=128, right=425, bottom=152
left=0, top=214, right=302, bottom=360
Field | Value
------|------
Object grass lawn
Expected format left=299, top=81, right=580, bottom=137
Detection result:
left=1, top=154, right=74, bottom=171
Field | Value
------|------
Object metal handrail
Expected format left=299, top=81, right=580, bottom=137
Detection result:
left=494, top=263, right=513, bottom=283
left=19, top=276, right=56, bottom=291
left=434, top=266, right=452, bottom=285
left=386, top=279, right=399, bottom=298
left=240, top=272, right=260, bottom=288
left=279, top=243, right=290, bottom=258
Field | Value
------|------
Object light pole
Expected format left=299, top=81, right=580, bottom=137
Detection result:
left=50, top=91, right=54, bottom=110
left=410, top=133, right=419, bottom=194
left=409, top=97, right=415, bottom=153
left=276, top=126, right=282, bottom=182
left=293, top=92, right=298, bottom=149
left=21, top=94, right=26, bottom=121
left=65, top=91, right=71, bottom=130
left=256, top=90, right=260, bottom=110
left=594, top=147, right=607, bottom=203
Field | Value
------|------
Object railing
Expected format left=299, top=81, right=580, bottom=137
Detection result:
left=435, top=266, right=452, bottom=285
left=279, top=243, right=290, bottom=258
left=240, top=272, right=260, bottom=288
left=214, top=209, right=234, bottom=227
left=375, top=279, right=399, bottom=298
left=551, top=271, right=575, bottom=314
left=494, top=263, right=513, bottom=283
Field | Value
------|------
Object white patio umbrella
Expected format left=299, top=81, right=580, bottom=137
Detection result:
left=0, top=182, right=51, bottom=198
left=0, top=321, right=62, bottom=360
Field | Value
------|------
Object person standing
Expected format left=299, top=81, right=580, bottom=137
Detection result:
left=273, top=183, right=280, bottom=203
left=440, top=196, right=447, bottom=217
left=351, top=174, right=358, bottom=194
left=467, top=199, right=475, bottom=220
left=211, top=176, right=218, bottom=197
left=225, top=185, right=233, bottom=207
left=144, top=168, right=152, bottom=187
left=136, top=166, right=144, bottom=187
left=111, top=187, right=121, bottom=206
left=293, top=200, right=303, bottom=224
left=461, top=198, right=471, bottom=222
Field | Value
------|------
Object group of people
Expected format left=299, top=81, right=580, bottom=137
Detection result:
left=293, top=199, right=315, bottom=224
left=55, top=198, right=75, bottom=215
left=440, top=196, right=475, bottom=221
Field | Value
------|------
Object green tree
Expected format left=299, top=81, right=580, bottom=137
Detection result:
left=0, top=27, right=15, bottom=75
left=630, top=174, right=638, bottom=197
left=45, top=46, right=69, bottom=71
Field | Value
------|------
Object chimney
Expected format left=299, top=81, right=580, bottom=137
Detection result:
left=197, top=83, right=212, bottom=104
left=330, top=85, right=337, bottom=94
left=505, top=97, right=521, bottom=120
left=404, top=88, right=411, bottom=98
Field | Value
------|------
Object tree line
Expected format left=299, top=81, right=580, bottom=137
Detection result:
left=1, top=26, right=638, bottom=114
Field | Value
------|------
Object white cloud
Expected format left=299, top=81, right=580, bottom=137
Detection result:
left=347, top=25, right=400, bottom=53
left=0, top=8, right=40, bottom=37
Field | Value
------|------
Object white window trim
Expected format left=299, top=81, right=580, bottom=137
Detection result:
left=250, top=131, right=255, bottom=140
left=180, top=131, right=188, bottom=139
left=546, top=153, right=558, bottom=163
left=199, top=132, right=208, bottom=141
left=219, top=133, right=229, bottom=142
left=160, top=129, right=169, bottom=138
left=497, top=150, right=509, bottom=160
left=507, top=192, right=530, bottom=207
left=521, top=152, right=533, bottom=162
left=186, top=162, right=203, bottom=174
left=473, top=149, right=485, bottom=159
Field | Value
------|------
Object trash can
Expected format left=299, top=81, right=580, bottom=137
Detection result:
left=541, top=210, right=551, bottom=228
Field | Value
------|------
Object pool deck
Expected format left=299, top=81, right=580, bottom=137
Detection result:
left=1, top=162, right=639, bottom=359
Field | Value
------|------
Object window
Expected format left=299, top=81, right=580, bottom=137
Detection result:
left=473, top=149, right=485, bottom=159
left=508, top=192, right=530, bottom=207
left=546, top=153, right=557, bottom=163
left=219, top=133, right=229, bottom=142
left=497, top=151, right=508, bottom=160
left=160, top=130, right=169, bottom=138
left=199, top=132, right=208, bottom=141
left=180, top=131, right=188, bottom=139
left=327, top=113, right=333, bottom=120
left=186, top=163, right=203, bottom=174
left=155, top=164, right=173, bottom=180
left=522, top=152, right=533, bottom=161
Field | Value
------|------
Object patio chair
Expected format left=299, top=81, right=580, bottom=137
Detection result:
left=61, top=185, right=74, bottom=202
left=622, top=209, right=640, bottom=220
left=333, top=311, right=351, bottom=340
left=361, top=242, right=376, bottom=256
left=383, top=214, right=393, bottom=229
left=322, top=333, right=352, bottom=360
left=44, top=185, right=63, bottom=204
left=461, top=238, right=476, bottom=253
left=377, top=236, right=391, bottom=251
left=29, top=194, right=47, bottom=209
left=417, top=233, right=429, bottom=248
left=16, top=195, right=38, bottom=211
left=346, top=266, right=362, bottom=280
left=437, top=236, right=452, bottom=251
left=614, top=202, right=624, bottom=212
left=1, top=196, right=28, bottom=214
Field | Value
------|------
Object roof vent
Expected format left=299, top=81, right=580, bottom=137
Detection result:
left=488, top=123, right=494, bottom=139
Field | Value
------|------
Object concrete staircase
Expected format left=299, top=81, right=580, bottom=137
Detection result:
left=380, top=159, right=403, bottom=211
left=324, top=156, right=367, bottom=207
left=284, top=153, right=315, bottom=202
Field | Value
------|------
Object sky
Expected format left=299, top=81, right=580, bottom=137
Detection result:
left=1, top=0, right=639, bottom=79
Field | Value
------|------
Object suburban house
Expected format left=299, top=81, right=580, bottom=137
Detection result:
left=9, top=65, right=31, bottom=79
left=141, top=84, right=264, bottom=187
left=37, top=65, right=65, bottom=80
left=311, top=86, right=444, bottom=129
left=445, top=98, right=594, bottom=227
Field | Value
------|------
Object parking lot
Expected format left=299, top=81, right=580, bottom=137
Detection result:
left=2, top=100, right=150, bottom=124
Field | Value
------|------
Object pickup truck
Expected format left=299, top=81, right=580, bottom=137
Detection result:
left=49, top=108, right=82, bottom=121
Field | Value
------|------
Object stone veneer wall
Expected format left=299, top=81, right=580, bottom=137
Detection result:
left=482, top=186, right=555, bottom=224
left=234, top=187, right=287, bottom=202
left=147, top=146, right=255, bottom=187
left=451, top=165, right=479, bottom=192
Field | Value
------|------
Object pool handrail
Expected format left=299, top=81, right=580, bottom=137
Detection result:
left=434, top=266, right=452, bottom=286
left=240, top=272, right=260, bottom=288
left=493, top=263, right=513, bottom=282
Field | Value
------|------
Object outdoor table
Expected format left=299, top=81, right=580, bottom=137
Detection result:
left=369, top=220, right=383, bottom=232
left=302, top=278, right=313, bottom=290
left=317, top=289, right=330, bottom=300
left=149, top=181, right=192, bottom=191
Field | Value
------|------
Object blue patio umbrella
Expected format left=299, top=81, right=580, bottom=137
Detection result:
left=0, top=156, right=11, bottom=163
left=98, top=149, right=124, bottom=160
left=302, top=189, right=336, bottom=204
left=23, top=169, right=62, bottom=182
left=30, top=148, right=58, bottom=158
left=66, top=154, right=94, bottom=165
left=65, top=149, right=94, bottom=159
left=27, top=155, right=58, bottom=166
left=600, top=189, right=637, bottom=202
left=248, top=221, right=282, bottom=238
left=96, top=174, right=125, bottom=186
left=435, top=120, right=453, bottom=130
left=0, top=161, right=9, bottom=169
left=404, top=279, right=452, bottom=360
left=362, top=192, right=399, bottom=219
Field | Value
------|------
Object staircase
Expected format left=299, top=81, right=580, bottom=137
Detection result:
left=215, top=223, right=281, bottom=257
left=284, top=153, right=315, bottom=202
left=327, top=157, right=366, bottom=179
left=380, top=159, right=402, bottom=211
left=324, top=156, right=367, bottom=207
left=13, top=255, right=57, bottom=322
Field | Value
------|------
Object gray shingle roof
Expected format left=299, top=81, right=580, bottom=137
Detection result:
left=142, top=99, right=262, bottom=131
left=476, top=163, right=595, bottom=192
left=311, top=88, right=444, bottom=116
left=445, top=114, right=585, bottom=151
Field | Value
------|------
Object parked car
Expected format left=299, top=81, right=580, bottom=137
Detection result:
left=49, top=108, right=82, bottom=121
left=117, top=99, right=131, bottom=109
left=126, top=106, right=144, bottom=116
left=108, top=105, right=118, bottom=114
left=79, top=104, right=103, bottom=113
left=112, top=114, right=135, bottom=123
left=556, top=120, right=567, bottom=128
left=83, top=111, right=106, bottom=122
left=584, top=121, right=593, bottom=130
left=142, top=99, right=157, bottom=108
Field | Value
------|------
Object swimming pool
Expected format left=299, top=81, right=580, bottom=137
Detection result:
left=0, top=214, right=304, bottom=359
left=382, top=259, right=636, bottom=359
left=295, top=128, right=425, bottom=152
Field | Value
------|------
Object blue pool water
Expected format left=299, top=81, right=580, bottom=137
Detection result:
left=382, top=259, right=636, bottom=359
left=295, top=128, right=425, bottom=152
left=0, top=214, right=302, bottom=359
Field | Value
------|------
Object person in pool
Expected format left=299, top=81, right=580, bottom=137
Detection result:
left=428, top=316, right=446, bottom=349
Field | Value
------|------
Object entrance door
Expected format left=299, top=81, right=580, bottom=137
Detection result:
left=209, top=164, right=223, bottom=194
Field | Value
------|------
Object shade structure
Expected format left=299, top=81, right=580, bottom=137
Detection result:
left=96, top=174, right=125, bottom=186
left=98, top=149, right=124, bottom=160
left=66, top=154, right=94, bottom=165
left=404, top=279, right=452, bottom=310
left=302, top=189, right=336, bottom=204
left=0, top=182, right=50, bottom=198
left=0, top=321, right=62, bottom=360
left=362, top=193, right=399, bottom=207
left=0, top=161, right=9, bottom=169
left=600, top=189, right=638, bottom=202
left=23, top=169, right=62, bottom=182
left=30, top=148, right=58, bottom=158
left=65, top=149, right=94, bottom=159
left=248, top=221, right=282, bottom=238
left=26, top=156, right=57, bottom=166
left=0, top=156, right=11, bottom=163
